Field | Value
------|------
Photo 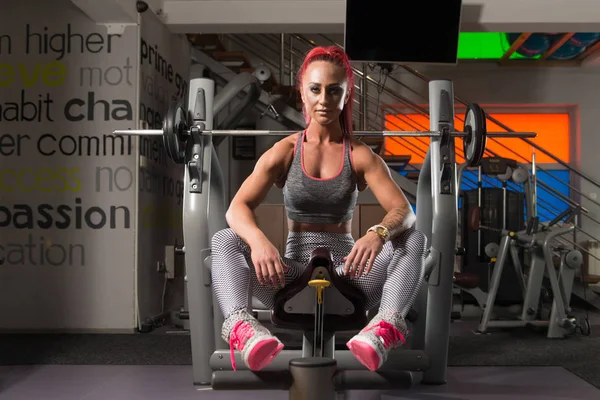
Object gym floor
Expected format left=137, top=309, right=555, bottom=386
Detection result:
left=1, top=364, right=597, bottom=400
left=1, top=309, right=599, bottom=399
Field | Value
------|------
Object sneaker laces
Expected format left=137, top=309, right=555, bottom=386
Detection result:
left=229, top=320, right=255, bottom=371
left=365, top=320, right=405, bottom=348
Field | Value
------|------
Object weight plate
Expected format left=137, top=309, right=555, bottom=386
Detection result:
left=512, top=167, right=529, bottom=184
left=163, top=101, right=188, bottom=164
left=565, top=250, right=583, bottom=269
left=463, top=103, right=487, bottom=167
left=484, top=242, right=499, bottom=258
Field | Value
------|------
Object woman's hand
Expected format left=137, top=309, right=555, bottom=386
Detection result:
left=343, top=231, right=384, bottom=279
left=250, top=237, right=289, bottom=288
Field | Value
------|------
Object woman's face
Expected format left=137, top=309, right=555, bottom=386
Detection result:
left=300, top=60, right=350, bottom=126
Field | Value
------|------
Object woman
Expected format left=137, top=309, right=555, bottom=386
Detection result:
left=211, top=46, right=427, bottom=373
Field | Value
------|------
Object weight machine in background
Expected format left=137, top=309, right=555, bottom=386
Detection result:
left=461, top=157, right=530, bottom=306
left=454, top=156, right=591, bottom=337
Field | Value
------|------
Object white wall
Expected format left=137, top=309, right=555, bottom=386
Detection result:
left=136, top=8, right=191, bottom=328
left=0, top=0, right=138, bottom=332
left=0, top=0, right=193, bottom=333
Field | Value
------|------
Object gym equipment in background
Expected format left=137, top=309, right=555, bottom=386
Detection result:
left=114, top=69, right=536, bottom=397
left=457, top=157, right=529, bottom=306
left=468, top=206, right=588, bottom=338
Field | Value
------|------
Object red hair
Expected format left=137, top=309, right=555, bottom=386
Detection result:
left=296, top=46, right=355, bottom=137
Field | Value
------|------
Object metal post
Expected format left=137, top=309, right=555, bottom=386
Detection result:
left=547, top=247, right=579, bottom=338
left=209, top=142, right=228, bottom=352
left=422, top=80, right=457, bottom=385
left=573, top=213, right=578, bottom=251
left=361, top=63, right=368, bottom=130
left=413, top=151, right=432, bottom=351
left=502, top=181, right=507, bottom=230
left=289, top=358, right=337, bottom=400
left=541, top=226, right=574, bottom=336
left=183, top=70, right=229, bottom=384
left=531, top=150, right=537, bottom=218
left=519, top=243, right=546, bottom=322
left=477, top=165, right=482, bottom=258
left=183, top=72, right=217, bottom=385
left=523, top=169, right=535, bottom=221
left=280, top=34, right=285, bottom=86
left=477, top=234, right=511, bottom=332
left=289, top=36, right=294, bottom=86
left=456, top=163, right=467, bottom=223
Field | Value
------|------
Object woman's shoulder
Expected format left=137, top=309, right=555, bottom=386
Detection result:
left=259, top=132, right=300, bottom=170
left=268, top=132, right=301, bottom=187
left=271, top=132, right=300, bottom=157
left=348, top=137, right=377, bottom=163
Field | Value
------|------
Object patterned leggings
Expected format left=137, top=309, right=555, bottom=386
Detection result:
left=211, top=227, right=428, bottom=321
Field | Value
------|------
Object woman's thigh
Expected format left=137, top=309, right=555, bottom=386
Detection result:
left=251, top=231, right=356, bottom=309
left=332, top=242, right=394, bottom=310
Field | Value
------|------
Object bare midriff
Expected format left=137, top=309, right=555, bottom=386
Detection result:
left=287, top=219, right=352, bottom=234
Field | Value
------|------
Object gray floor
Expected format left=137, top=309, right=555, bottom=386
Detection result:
left=2, top=300, right=599, bottom=400
left=1, top=364, right=599, bottom=400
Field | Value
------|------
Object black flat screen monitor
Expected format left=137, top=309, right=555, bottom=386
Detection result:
left=344, top=0, right=463, bottom=65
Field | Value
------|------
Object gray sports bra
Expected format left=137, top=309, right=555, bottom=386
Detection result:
left=282, top=131, right=359, bottom=224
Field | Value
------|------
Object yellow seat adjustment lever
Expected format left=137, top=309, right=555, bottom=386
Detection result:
left=308, top=279, right=331, bottom=304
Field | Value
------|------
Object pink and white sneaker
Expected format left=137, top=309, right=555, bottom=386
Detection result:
left=346, top=310, right=407, bottom=371
left=222, top=309, right=284, bottom=371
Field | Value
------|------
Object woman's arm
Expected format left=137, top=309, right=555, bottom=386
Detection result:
left=343, top=141, right=417, bottom=277
left=377, top=201, right=415, bottom=239
left=352, top=142, right=416, bottom=240
left=226, top=137, right=294, bottom=248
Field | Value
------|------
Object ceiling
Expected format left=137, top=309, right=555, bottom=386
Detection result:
left=69, top=0, right=600, bottom=67
left=72, top=0, right=600, bottom=35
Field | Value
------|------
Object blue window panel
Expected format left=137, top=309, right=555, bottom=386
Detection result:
left=391, top=166, right=572, bottom=223
left=534, top=170, right=571, bottom=222
left=457, top=170, right=571, bottom=223
left=391, top=167, right=413, bottom=176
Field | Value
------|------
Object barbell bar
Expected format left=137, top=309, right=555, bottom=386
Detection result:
left=112, top=129, right=535, bottom=138
left=112, top=101, right=536, bottom=167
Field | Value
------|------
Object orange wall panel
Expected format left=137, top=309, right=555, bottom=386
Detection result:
left=384, top=113, right=570, bottom=165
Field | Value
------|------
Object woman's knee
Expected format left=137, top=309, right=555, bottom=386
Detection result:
left=409, top=228, right=428, bottom=254
left=211, top=228, right=242, bottom=254
left=395, top=227, right=428, bottom=258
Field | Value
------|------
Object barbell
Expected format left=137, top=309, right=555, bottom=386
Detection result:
left=113, top=102, right=536, bottom=167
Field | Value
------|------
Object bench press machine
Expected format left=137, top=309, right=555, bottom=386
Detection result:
left=114, top=67, right=536, bottom=397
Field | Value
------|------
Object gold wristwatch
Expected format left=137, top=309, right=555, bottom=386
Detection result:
left=367, top=225, right=390, bottom=242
